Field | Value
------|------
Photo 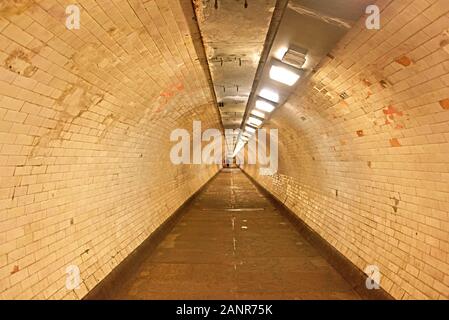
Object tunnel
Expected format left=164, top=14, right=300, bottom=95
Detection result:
left=0, top=0, right=448, bottom=302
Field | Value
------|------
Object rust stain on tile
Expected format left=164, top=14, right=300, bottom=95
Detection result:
left=160, top=90, right=174, bottom=99
left=11, top=265, right=19, bottom=274
left=395, top=56, right=412, bottom=67
left=439, top=99, right=449, bottom=110
left=362, top=79, right=372, bottom=87
left=366, top=90, right=372, bottom=99
left=383, top=105, right=403, bottom=117
left=389, top=138, right=401, bottom=147
left=175, top=82, right=184, bottom=91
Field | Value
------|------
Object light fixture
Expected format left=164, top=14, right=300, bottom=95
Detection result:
left=255, top=98, right=276, bottom=113
left=251, top=109, right=265, bottom=118
left=275, top=46, right=289, bottom=60
left=242, top=131, right=252, bottom=138
left=241, top=136, right=249, bottom=141
left=247, top=116, right=263, bottom=127
left=282, top=45, right=308, bottom=69
left=245, top=126, right=256, bottom=133
left=269, top=64, right=300, bottom=86
left=259, top=88, right=279, bottom=103
left=233, top=140, right=246, bottom=156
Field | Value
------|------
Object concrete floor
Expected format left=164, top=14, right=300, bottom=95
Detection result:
left=109, top=168, right=360, bottom=299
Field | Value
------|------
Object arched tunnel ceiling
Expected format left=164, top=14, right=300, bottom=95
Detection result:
left=193, top=0, right=374, bottom=155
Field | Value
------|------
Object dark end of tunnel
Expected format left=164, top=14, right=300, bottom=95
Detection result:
left=240, top=169, right=394, bottom=301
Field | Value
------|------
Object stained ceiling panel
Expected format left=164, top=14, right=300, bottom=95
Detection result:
left=193, top=0, right=276, bottom=151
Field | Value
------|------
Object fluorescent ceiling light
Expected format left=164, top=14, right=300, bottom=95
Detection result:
left=247, top=116, right=263, bottom=127
left=236, top=140, right=245, bottom=147
left=255, top=99, right=276, bottom=113
left=275, top=46, right=289, bottom=60
left=245, top=126, right=256, bottom=133
left=282, top=45, right=308, bottom=68
left=242, top=131, right=252, bottom=137
left=259, top=88, right=279, bottom=103
left=251, top=109, right=265, bottom=118
left=233, top=140, right=245, bottom=156
left=269, top=65, right=300, bottom=86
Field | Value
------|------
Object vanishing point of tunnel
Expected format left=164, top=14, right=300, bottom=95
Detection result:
left=0, top=0, right=449, bottom=301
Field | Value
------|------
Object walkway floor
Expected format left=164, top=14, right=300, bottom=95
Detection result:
left=109, top=168, right=360, bottom=299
